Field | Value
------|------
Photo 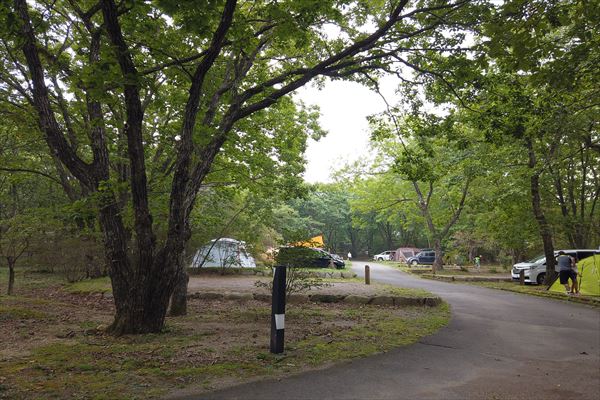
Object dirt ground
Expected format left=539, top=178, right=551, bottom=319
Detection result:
left=0, top=271, right=448, bottom=399
left=187, top=275, right=393, bottom=296
left=1, top=275, right=386, bottom=363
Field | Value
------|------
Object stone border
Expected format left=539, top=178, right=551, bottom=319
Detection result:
left=421, top=274, right=512, bottom=282
left=187, top=267, right=272, bottom=276
left=186, top=267, right=357, bottom=279
left=188, top=291, right=442, bottom=307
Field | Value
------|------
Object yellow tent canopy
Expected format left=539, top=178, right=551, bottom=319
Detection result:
left=290, top=235, right=324, bottom=248
left=549, top=255, right=600, bottom=296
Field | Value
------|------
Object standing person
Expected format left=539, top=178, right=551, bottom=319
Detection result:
left=557, top=251, right=577, bottom=294
left=474, top=255, right=481, bottom=271
left=347, top=251, right=352, bottom=260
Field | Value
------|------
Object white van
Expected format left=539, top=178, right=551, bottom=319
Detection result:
left=511, top=249, right=599, bottom=284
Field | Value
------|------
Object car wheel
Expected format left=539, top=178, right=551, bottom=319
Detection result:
left=411, top=260, right=418, bottom=266
left=377, top=257, right=383, bottom=261
left=536, top=273, right=546, bottom=285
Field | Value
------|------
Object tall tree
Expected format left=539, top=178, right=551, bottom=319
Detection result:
left=369, top=113, right=480, bottom=271
left=477, top=0, right=600, bottom=282
left=2, top=0, right=485, bottom=334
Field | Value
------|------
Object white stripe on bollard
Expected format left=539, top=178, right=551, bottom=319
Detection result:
left=275, top=314, right=285, bottom=330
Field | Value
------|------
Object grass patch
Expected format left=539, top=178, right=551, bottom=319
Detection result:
left=461, top=281, right=599, bottom=306
left=0, top=266, right=449, bottom=399
left=64, top=277, right=112, bottom=294
left=0, top=294, right=450, bottom=399
left=0, top=266, right=65, bottom=294
left=293, top=303, right=450, bottom=365
left=0, top=304, right=47, bottom=321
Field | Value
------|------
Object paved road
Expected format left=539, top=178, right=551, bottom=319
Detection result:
left=189, top=261, right=600, bottom=400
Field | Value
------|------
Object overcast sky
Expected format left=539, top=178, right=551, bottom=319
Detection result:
left=296, top=78, right=398, bottom=183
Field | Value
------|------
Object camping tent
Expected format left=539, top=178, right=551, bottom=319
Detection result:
left=191, top=238, right=256, bottom=268
left=290, top=235, right=324, bottom=248
left=549, top=255, right=600, bottom=296
left=393, top=247, right=421, bottom=262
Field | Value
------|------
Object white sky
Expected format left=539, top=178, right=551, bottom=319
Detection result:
left=296, top=78, right=399, bottom=183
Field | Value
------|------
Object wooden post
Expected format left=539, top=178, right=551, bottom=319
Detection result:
left=365, top=265, right=371, bottom=285
left=519, top=269, right=525, bottom=285
left=270, top=265, right=286, bottom=354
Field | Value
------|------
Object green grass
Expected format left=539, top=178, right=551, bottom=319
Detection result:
left=293, top=303, right=450, bottom=365
left=0, top=266, right=65, bottom=293
left=461, top=281, right=599, bottom=306
left=0, top=263, right=450, bottom=399
left=0, top=298, right=450, bottom=399
left=0, top=304, right=47, bottom=320
left=65, top=276, right=112, bottom=294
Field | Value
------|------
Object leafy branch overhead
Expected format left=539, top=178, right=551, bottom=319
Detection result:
left=0, top=0, right=484, bottom=334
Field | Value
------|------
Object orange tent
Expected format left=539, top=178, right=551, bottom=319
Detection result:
left=291, top=235, right=324, bottom=248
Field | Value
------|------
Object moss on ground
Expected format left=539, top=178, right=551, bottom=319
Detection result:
left=0, top=295, right=450, bottom=400
left=0, top=266, right=450, bottom=399
left=64, top=277, right=112, bottom=294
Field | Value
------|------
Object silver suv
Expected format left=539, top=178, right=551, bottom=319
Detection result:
left=511, top=249, right=599, bottom=284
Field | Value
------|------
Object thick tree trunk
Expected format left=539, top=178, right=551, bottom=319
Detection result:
left=108, top=251, right=179, bottom=335
left=94, top=199, right=178, bottom=335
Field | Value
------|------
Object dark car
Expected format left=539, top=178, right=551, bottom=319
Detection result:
left=330, top=253, right=346, bottom=268
left=406, top=250, right=439, bottom=266
left=276, top=247, right=345, bottom=269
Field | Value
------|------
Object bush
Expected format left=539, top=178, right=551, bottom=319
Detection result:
left=275, top=246, right=344, bottom=269
left=28, top=234, right=105, bottom=282
left=254, top=267, right=331, bottom=300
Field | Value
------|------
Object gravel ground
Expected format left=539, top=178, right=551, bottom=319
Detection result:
left=187, top=275, right=392, bottom=296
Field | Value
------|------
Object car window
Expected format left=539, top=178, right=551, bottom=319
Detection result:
left=527, top=254, right=545, bottom=263
left=576, top=251, right=594, bottom=261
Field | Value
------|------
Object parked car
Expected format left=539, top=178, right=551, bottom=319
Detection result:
left=331, top=253, right=345, bottom=267
left=373, top=251, right=395, bottom=261
left=406, top=250, right=438, bottom=266
left=276, top=247, right=345, bottom=269
left=511, top=249, right=600, bottom=284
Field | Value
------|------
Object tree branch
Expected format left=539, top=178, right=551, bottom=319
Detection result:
left=101, top=0, right=154, bottom=250
left=0, top=167, right=62, bottom=185
left=13, top=0, right=94, bottom=189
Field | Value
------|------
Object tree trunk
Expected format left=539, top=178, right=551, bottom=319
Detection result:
left=169, top=268, right=189, bottom=316
left=531, top=176, right=556, bottom=284
left=526, top=138, right=556, bottom=285
left=93, top=199, right=179, bottom=335
left=7, top=259, right=15, bottom=295
left=432, top=239, right=443, bottom=273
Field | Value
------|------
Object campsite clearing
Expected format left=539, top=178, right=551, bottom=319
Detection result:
left=0, top=269, right=449, bottom=400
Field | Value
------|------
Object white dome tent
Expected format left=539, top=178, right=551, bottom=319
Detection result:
left=191, top=238, right=256, bottom=269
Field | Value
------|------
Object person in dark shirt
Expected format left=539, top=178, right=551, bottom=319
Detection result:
left=557, top=251, right=577, bottom=294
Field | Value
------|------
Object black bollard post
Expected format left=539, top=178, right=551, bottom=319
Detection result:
left=270, top=265, right=286, bottom=354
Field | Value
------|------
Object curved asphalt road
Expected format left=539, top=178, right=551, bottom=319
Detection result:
left=186, top=261, right=600, bottom=400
